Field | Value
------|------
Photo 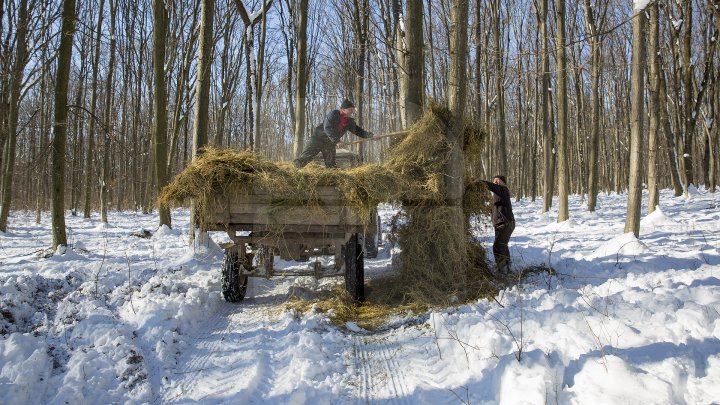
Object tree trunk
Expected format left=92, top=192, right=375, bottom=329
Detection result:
left=0, top=0, right=28, bottom=231
left=233, top=0, right=273, bottom=151
left=154, top=0, right=171, bottom=227
left=625, top=6, right=646, bottom=237
left=539, top=0, right=554, bottom=214
left=293, top=0, right=309, bottom=159
left=100, top=0, right=117, bottom=224
left=446, top=0, right=469, bottom=291
left=190, top=0, right=214, bottom=243
left=83, top=0, right=106, bottom=219
left=51, top=0, right=77, bottom=249
left=193, top=0, right=214, bottom=157
left=394, top=0, right=407, bottom=128
left=681, top=0, right=693, bottom=190
left=555, top=0, right=569, bottom=222
left=491, top=0, right=507, bottom=175
left=659, top=70, right=685, bottom=197
left=403, top=0, right=423, bottom=125
left=254, top=3, right=269, bottom=151
left=647, top=2, right=660, bottom=213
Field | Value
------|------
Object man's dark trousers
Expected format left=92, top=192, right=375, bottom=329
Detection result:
left=294, top=133, right=336, bottom=168
left=493, top=220, right=515, bottom=271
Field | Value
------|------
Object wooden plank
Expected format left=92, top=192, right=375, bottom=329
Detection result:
left=210, top=206, right=369, bottom=227
left=221, top=185, right=345, bottom=203
left=234, top=235, right=348, bottom=246
left=209, top=222, right=376, bottom=235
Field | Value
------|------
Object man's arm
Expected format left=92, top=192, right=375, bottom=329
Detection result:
left=346, top=118, right=373, bottom=138
left=481, top=180, right=507, bottom=197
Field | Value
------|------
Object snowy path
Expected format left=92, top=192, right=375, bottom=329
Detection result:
left=351, top=335, right=414, bottom=404
left=158, top=301, right=278, bottom=403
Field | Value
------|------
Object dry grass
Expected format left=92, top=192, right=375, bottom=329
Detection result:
left=282, top=270, right=499, bottom=331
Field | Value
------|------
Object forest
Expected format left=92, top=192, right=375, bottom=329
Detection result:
left=0, top=0, right=717, bottom=245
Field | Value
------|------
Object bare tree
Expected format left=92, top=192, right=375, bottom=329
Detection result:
left=293, top=0, right=309, bottom=158
left=189, top=0, right=215, bottom=243
left=51, top=0, right=77, bottom=249
left=233, top=0, right=273, bottom=151
left=647, top=1, right=660, bottom=213
left=625, top=4, right=646, bottom=237
left=538, top=0, right=554, bottom=214
left=0, top=0, right=29, bottom=231
left=100, top=0, right=118, bottom=223
left=193, top=0, right=214, bottom=156
left=491, top=0, right=507, bottom=175
left=83, top=0, right=105, bottom=218
left=555, top=0, right=569, bottom=222
left=403, top=0, right=424, bottom=125
left=446, top=0, right=469, bottom=288
left=583, top=0, right=606, bottom=212
left=154, top=0, right=171, bottom=227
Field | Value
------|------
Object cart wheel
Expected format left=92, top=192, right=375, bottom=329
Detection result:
left=364, top=212, right=381, bottom=258
left=344, top=234, right=365, bottom=301
left=221, top=248, right=248, bottom=302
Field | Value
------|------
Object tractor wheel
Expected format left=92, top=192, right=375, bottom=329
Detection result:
left=221, top=248, right=248, bottom=302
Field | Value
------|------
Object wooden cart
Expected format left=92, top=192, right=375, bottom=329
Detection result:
left=208, top=185, right=378, bottom=303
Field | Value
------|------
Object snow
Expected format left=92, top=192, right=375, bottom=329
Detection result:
left=672, top=19, right=683, bottom=31
left=633, top=0, right=652, bottom=12
left=1, top=188, right=719, bottom=404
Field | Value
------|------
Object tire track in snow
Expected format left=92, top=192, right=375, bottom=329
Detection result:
left=353, top=335, right=413, bottom=404
left=159, top=303, right=236, bottom=403
left=158, top=299, right=283, bottom=403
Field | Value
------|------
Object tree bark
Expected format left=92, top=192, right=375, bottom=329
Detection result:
left=647, top=2, right=660, bottom=213
left=491, top=0, right=507, bottom=175
left=555, top=0, right=569, bottom=222
left=154, top=0, right=171, bottom=227
left=625, top=6, right=646, bottom=238
left=100, top=0, right=117, bottom=224
left=293, top=0, right=309, bottom=159
left=190, top=0, right=215, bottom=243
left=83, top=0, right=106, bottom=218
left=51, top=0, right=76, bottom=249
left=0, top=0, right=28, bottom=231
left=403, top=0, right=423, bottom=125
left=680, top=0, right=693, bottom=190
left=193, top=0, right=214, bottom=157
left=539, top=0, right=554, bottom=214
left=446, top=0, right=469, bottom=289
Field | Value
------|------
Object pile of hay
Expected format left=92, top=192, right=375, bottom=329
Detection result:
left=159, top=104, right=494, bottom=308
left=382, top=104, right=493, bottom=305
left=159, top=148, right=407, bottom=231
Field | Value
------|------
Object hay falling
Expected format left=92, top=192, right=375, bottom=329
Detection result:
left=159, top=105, right=492, bottom=309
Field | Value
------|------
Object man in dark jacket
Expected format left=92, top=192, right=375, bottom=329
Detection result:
left=480, top=175, right=516, bottom=272
left=294, top=99, right=375, bottom=168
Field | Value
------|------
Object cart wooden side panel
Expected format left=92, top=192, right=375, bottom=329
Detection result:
left=211, top=185, right=374, bottom=303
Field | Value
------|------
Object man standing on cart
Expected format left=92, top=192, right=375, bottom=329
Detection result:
left=294, top=99, right=375, bottom=168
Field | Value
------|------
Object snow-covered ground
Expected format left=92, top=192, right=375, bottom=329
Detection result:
left=1, top=187, right=719, bottom=404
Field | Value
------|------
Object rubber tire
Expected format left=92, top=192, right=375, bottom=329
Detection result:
left=344, top=234, right=365, bottom=301
left=221, top=249, right=248, bottom=302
